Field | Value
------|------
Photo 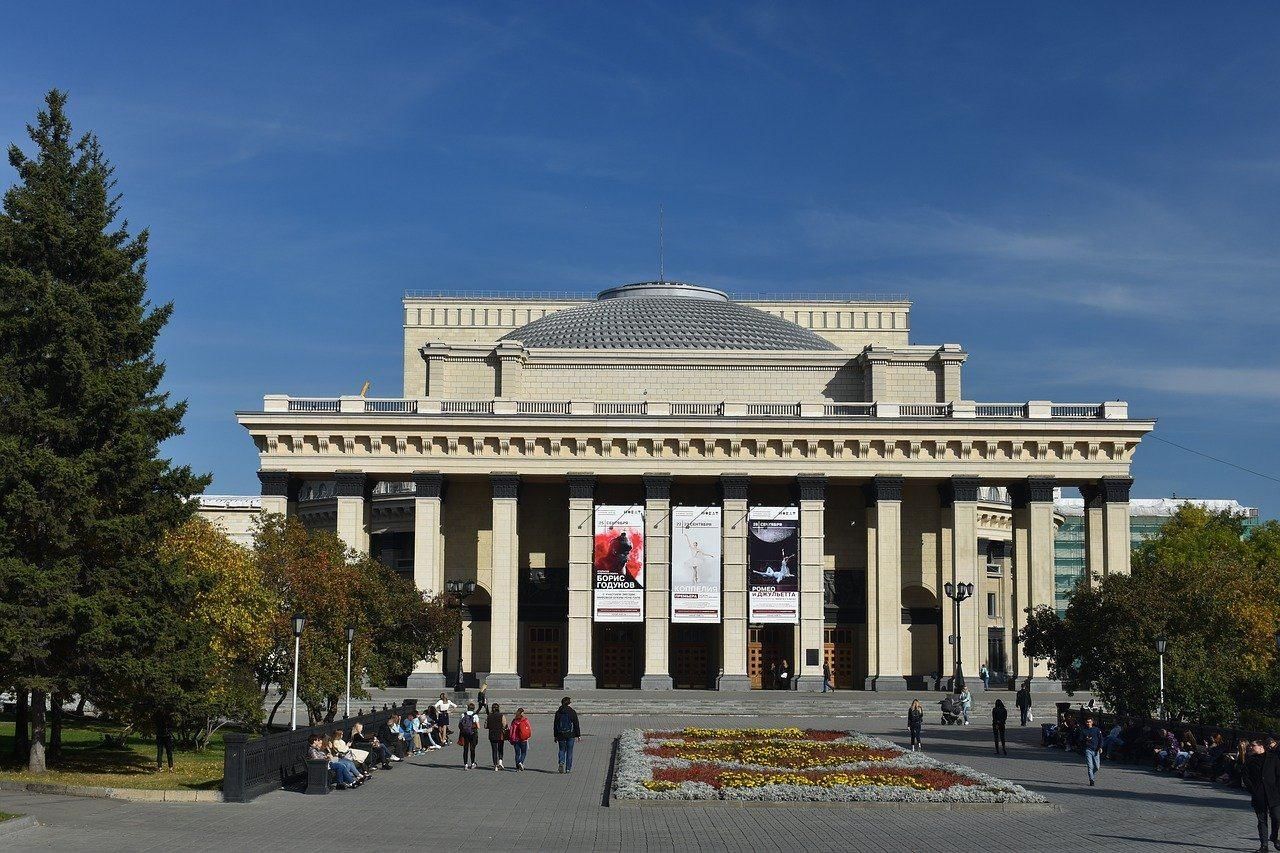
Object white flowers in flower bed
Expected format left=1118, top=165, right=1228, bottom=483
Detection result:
left=612, top=728, right=1048, bottom=804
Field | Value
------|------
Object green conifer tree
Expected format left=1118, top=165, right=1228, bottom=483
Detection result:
left=0, top=90, right=208, bottom=771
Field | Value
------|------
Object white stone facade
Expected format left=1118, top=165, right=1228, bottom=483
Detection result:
left=236, top=283, right=1153, bottom=691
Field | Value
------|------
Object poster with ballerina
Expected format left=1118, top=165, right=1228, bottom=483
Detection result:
left=671, top=505, right=721, bottom=624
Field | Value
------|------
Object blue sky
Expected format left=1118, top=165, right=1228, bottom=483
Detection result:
left=3, top=3, right=1278, bottom=517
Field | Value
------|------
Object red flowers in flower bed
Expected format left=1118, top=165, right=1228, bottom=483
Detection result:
left=650, top=762, right=978, bottom=791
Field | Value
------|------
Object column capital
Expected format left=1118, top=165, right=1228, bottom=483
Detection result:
left=643, top=472, right=672, bottom=501
left=795, top=473, right=827, bottom=502
left=939, top=475, right=981, bottom=506
left=490, top=472, right=520, bottom=500
left=412, top=470, right=444, bottom=499
left=567, top=473, right=597, bottom=500
left=258, top=470, right=291, bottom=497
left=334, top=470, right=369, bottom=498
left=1100, top=476, right=1133, bottom=503
left=865, top=474, right=904, bottom=504
left=1079, top=482, right=1103, bottom=508
left=1009, top=476, right=1055, bottom=508
left=720, top=473, right=749, bottom=502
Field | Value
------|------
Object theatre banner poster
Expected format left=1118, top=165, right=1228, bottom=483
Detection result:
left=748, top=506, right=799, bottom=623
left=593, top=505, right=645, bottom=622
left=671, top=505, right=722, bottom=623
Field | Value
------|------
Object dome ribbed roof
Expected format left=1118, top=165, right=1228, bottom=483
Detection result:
left=500, top=282, right=838, bottom=351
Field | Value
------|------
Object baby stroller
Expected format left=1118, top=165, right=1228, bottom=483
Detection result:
left=939, top=694, right=963, bottom=725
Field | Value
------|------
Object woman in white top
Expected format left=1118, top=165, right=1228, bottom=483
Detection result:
left=434, top=694, right=458, bottom=744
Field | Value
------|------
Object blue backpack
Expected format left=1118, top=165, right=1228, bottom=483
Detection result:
left=556, top=710, right=574, bottom=736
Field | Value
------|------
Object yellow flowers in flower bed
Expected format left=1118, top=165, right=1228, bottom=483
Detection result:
left=718, top=771, right=933, bottom=790
left=642, top=780, right=680, bottom=791
left=679, top=727, right=807, bottom=740
left=657, top=739, right=893, bottom=769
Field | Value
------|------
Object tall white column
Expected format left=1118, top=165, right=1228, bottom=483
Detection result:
left=334, top=471, right=369, bottom=554
left=564, top=474, right=597, bottom=690
left=865, top=475, right=906, bottom=690
left=487, top=472, right=521, bottom=689
left=796, top=474, right=827, bottom=692
left=408, top=471, right=446, bottom=688
left=1081, top=483, right=1105, bottom=589
left=718, top=475, right=751, bottom=690
left=641, top=473, right=673, bottom=690
left=1011, top=477, right=1054, bottom=682
left=1101, top=476, right=1133, bottom=575
left=942, top=476, right=982, bottom=685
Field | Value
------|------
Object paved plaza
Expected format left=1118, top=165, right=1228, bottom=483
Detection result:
left=0, top=694, right=1257, bottom=852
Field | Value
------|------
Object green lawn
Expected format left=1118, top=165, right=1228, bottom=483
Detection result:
left=0, top=715, right=224, bottom=790
left=0, top=812, right=20, bottom=821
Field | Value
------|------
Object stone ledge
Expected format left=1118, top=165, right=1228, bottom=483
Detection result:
left=0, top=779, right=222, bottom=803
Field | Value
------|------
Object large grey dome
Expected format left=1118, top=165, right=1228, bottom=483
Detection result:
left=500, top=282, right=839, bottom=351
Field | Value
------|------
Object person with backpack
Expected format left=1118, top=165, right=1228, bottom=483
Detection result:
left=458, top=702, right=480, bottom=769
left=487, top=703, right=507, bottom=771
left=553, top=696, right=581, bottom=774
left=507, top=707, right=532, bottom=771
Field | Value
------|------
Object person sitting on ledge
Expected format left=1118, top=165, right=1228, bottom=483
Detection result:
left=377, top=714, right=405, bottom=761
left=350, top=722, right=392, bottom=769
left=328, top=732, right=368, bottom=785
left=309, top=734, right=358, bottom=789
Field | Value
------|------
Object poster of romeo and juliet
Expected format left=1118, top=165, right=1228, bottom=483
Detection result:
left=592, top=505, right=645, bottom=622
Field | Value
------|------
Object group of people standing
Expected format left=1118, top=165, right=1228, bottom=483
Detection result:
left=905, top=681, right=1033, bottom=755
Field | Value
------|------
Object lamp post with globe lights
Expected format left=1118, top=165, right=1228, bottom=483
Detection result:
left=289, top=613, right=306, bottom=730
left=943, top=581, right=975, bottom=693
left=445, top=580, right=476, bottom=693
left=1155, top=636, right=1167, bottom=721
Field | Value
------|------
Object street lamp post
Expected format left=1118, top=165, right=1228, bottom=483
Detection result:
left=943, top=581, right=976, bottom=693
left=445, top=580, right=476, bottom=694
left=344, top=625, right=356, bottom=720
left=290, top=613, right=306, bottom=731
left=1155, top=636, right=1167, bottom=721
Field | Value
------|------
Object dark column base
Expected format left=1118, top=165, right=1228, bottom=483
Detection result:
left=794, top=675, right=824, bottom=693
left=716, top=674, right=753, bottom=691
left=640, top=675, right=674, bottom=690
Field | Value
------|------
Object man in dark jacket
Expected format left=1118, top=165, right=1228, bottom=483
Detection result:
left=1015, top=682, right=1032, bottom=725
left=1244, top=739, right=1280, bottom=852
left=1080, top=716, right=1104, bottom=786
left=377, top=715, right=405, bottom=761
left=553, top=696, right=581, bottom=774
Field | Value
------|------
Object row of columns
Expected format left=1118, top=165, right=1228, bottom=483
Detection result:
left=259, top=468, right=1133, bottom=690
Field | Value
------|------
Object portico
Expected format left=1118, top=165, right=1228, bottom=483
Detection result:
left=241, top=282, right=1153, bottom=691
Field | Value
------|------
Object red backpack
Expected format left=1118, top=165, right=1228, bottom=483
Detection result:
left=509, top=717, right=531, bottom=742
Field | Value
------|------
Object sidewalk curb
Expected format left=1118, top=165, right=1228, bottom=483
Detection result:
left=0, top=815, right=40, bottom=836
left=0, top=780, right=222, bottom=803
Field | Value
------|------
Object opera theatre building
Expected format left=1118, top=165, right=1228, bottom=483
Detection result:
left=237, top=281, right=1153, bottom=691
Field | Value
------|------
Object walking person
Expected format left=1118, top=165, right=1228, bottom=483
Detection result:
left=458, top=702, right=480, bottom=769
left=1081, top=715, right=1104, bottom=787
left=992, top=699, right=1008, bottom=755
left=487, top=703, right=507, bottom=770
left=434, top=693, right=458, bottom=744
left=778, top=658, right=790, bottom=691
left=476, top=681, right=490, bottom=715
left=907, top=699, right=924, bottom=752
left=959, top=686, right=973, bottom=725
left=154, top=711, right=175, bottom=772
left=1244, top=739, right=1280, bottom=853
left=822, top=661, right=834, bottom=693
left=508, top=707, right=532, bottom=771
left=554, top=696, right=581, bottom=774
left=979, top=663, right=990, bottom=691
left=1016, top=681, right=1032, bottom=726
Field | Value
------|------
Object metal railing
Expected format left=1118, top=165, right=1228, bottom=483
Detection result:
left=222, top=700, right=416, bottom=803
left=746, top=403, right=801, bottom=417
left=594, top=402, right=646, bottom=415
left=900, top=403, right=952, bottom=417
left=364, top=399, right=418, bottom=414
left=516, top=401, right=571, bottom=415
left=442, top=401, right=494, bottom=415
left=823, top=403, right=875, bottom=417
left=287, top=399, right=340, bottom=413
left=976, top=403, right=1026, bottom=418
left=671, top=402, right=724, bottom=416
left=1051, top=404, right=1104, bottom=419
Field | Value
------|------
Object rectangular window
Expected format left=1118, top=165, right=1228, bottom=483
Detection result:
left=987, top=592, right=997, bottom=618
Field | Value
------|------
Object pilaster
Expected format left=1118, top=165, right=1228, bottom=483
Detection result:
left=718, top=474, right=751, bottom=690
left=1081, top=483, right=1105, bottom=589
left=641, top=473, right=673, bottom=690
left=1010, top=476, right=1055, bottom=682
left=1101, top=476, right=1133, bottom=576
left=408, top=471, right=446, bottom=688
left=487, top=472, right=521, bottom=689
left=941, top=476, right=981, bottom=682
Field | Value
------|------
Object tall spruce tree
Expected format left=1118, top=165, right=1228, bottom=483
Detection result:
left=0, top=90, right=208, bottom=771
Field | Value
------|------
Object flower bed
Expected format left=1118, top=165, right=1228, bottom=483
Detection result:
left=614, top=727, right=1048, bottom=804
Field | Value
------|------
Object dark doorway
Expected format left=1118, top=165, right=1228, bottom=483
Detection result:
left=748, top=624, right=793, bottom=689
left=671, top=624, right=717, bottom=688
left=595, top=624, right=642, bottom=688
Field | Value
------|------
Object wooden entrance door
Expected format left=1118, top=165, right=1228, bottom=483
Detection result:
left=823, top=625, right=856, bottom=689
left=599, top=625, right=638, bottom=688
left=526, top=625, right=563, bottom=688
left=671, top=625, right=711, bottom=688
left=748, top=625, right=791, bottom=689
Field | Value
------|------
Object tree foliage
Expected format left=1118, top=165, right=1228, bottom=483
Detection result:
left=1020, top=506, right=1280, bottom=724
left=0, top=90, right=208, bottom=770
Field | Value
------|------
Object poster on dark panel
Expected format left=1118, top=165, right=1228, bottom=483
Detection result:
left=593, top=505, right=645, bottom=622
left=748, top=506, right=799, bottom=623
